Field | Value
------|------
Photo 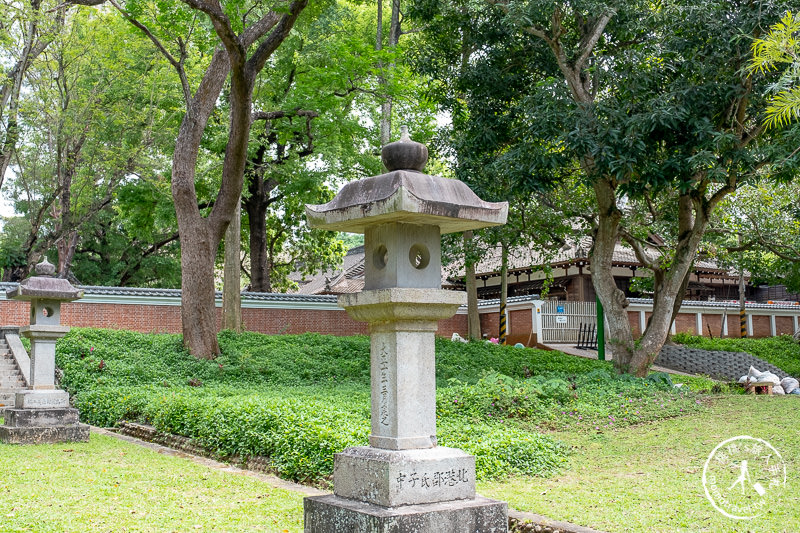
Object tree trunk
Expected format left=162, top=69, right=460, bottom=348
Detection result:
left=0, top=0, right=57, bottom=191
left=222, top=200, right=243, bottom=331
left=464, top=230, right=481, bottom=339
left=168, top=0, right=308, bottom=358
left=738, top=233, right=747, bottom=338
left=629, top=221, right=710, bottom=375
left=56, top=231, right=78, bottom=278
left=590, top=178, right=633, bottom=371
left=376, top=0, right=401, bottom=146
left=245, top=192, right=271, bottom=292
left=178, top=221, right=220, bottom=357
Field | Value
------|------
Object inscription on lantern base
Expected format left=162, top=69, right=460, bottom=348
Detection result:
left=333, top=446, right=476, bottom=508
left=15, top=390, right=69, bottom=409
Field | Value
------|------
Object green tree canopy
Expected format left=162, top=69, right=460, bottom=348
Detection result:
left=409, top=0, right=800, bottom=375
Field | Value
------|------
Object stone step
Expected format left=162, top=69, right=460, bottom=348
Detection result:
left=0, top=390, right=16, bottom=408
left=0, top=369, right=23, bottom=377
left=0, top=379, right=25, bottom=388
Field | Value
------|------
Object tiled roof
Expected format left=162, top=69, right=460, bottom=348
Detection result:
left=325, top=278, right=364, bottom=294
left=444, top=238, right=727, bottom=279
left=475, top=294, right=540, bottom=307
left=292, top=246, right=364, bottom=295
left=628, top=297, right=800, bottom=310
left=290, top=236, right=739, bottom=296
left=0, top=282, right=338, bottom=304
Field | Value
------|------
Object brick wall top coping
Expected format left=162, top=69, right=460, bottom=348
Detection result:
left=627, top=297, right=800, bottom=311
left=0, top=282, right=345, bottom=310
left=475, top=294, right=540, bottom=307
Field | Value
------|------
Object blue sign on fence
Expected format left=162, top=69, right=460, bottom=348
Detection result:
left=557, top=305, right=564, bottom=313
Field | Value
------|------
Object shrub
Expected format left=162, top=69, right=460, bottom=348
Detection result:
left=673, top=333, right=800, bottom=378
left=56, top=328, right=703, bottom=484
left=437, top=368, right=702, bottom=431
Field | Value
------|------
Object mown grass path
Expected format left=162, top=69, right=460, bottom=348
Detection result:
left=0, top=432, right=306, bottom=532
left=480, top=395, right=800, bottom=532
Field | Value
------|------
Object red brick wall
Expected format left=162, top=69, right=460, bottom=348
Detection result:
left=702, top=314, right=722, bottom=337
left=0, top=300, right=30, bottom=325
left=4, top=296, right=796, bottom=342
left=752, top=315, right=770, bottom=338
left=776, top=316, right=794, bottom=335
left=509, top=309, right=531, bottom=336
left=1, top=299, right=469, bottom=338
left=240, top=308, right=367, bottom=336
left=479, top=311, right=499, bottom=339
left=438, top=314, right=468, bottom=338
left=628, top=311, right=640, bottom=336
left=727, top=315, right=742, bottom=338
left=674, top=313, right=696, bottom=335
left=508, top=309, right=533, bottom=346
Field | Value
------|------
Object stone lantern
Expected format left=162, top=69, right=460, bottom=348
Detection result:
left=304, top=127, right=509, bottom=531
left=0, top=258, right=89, bottom=443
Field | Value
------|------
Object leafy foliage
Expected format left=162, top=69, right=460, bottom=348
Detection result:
left=56, top=329, right=708, bottom=484
left=437, top=369, right=700, bottom=432
left=408, top=0, right=800, bottom=376
left=673, top=333, right=800, bottom=378
left=750, top=11, right=800, bottom=128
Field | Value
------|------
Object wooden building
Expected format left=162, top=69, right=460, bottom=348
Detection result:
left=293, top=240, right=795, bottom=304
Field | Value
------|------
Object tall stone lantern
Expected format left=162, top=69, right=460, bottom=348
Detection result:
left=0, top=258, right=90, bottom=443
left=304, top=127, right=509, bottom=531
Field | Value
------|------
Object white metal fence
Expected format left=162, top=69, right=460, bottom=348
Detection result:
left=539, top=300, right=597, bottom=343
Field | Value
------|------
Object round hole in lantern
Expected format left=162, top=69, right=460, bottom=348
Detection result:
left=373, top=244, right=388, bottom=270
left=409, top=244, right=430, bottom=270
left=43, top=307, right=54, bottom=318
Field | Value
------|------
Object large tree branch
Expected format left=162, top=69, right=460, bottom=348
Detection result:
left=619, top=229, right=659, bottom=271
left=108, top=0, right=193, bottom=104
left=246, top=0, right=308, bottom=79
left=53, top=0, right=104, bottom=7
left=181, top=0, right=245, bottom=67
left=251, top=109, right=318, bottom=122
left=575, top=12, right=613, bottom=72
left=142, top=232, right=181, bottom=258
left=242, top=11, right=281, bottom=47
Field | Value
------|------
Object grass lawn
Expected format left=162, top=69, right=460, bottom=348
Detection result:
left=0, top=432, right=306, bottom=532
left=4, top=329, right=794, bottom=532
left=481, top=395, right=800, bottom=532
left=3, top=395, right=796, bottom=532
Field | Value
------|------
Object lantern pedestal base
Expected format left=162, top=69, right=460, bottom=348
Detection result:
left=304, top=494, right=507, bottom=533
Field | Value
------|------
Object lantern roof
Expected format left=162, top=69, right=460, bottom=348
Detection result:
left=306, top=127, right=507, bottom=234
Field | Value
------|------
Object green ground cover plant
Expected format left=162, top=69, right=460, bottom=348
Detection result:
left=673, top=333, right=800, bottom=377
left=55, top=329, right=701, bottom=485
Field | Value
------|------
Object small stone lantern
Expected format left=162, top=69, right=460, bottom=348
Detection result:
left=0, top=258, right=89, bottom=443
left=304, top=127, right=509, bottom=531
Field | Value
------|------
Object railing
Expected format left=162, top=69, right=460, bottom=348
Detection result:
left=576, top=323, right=598, bottom=350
